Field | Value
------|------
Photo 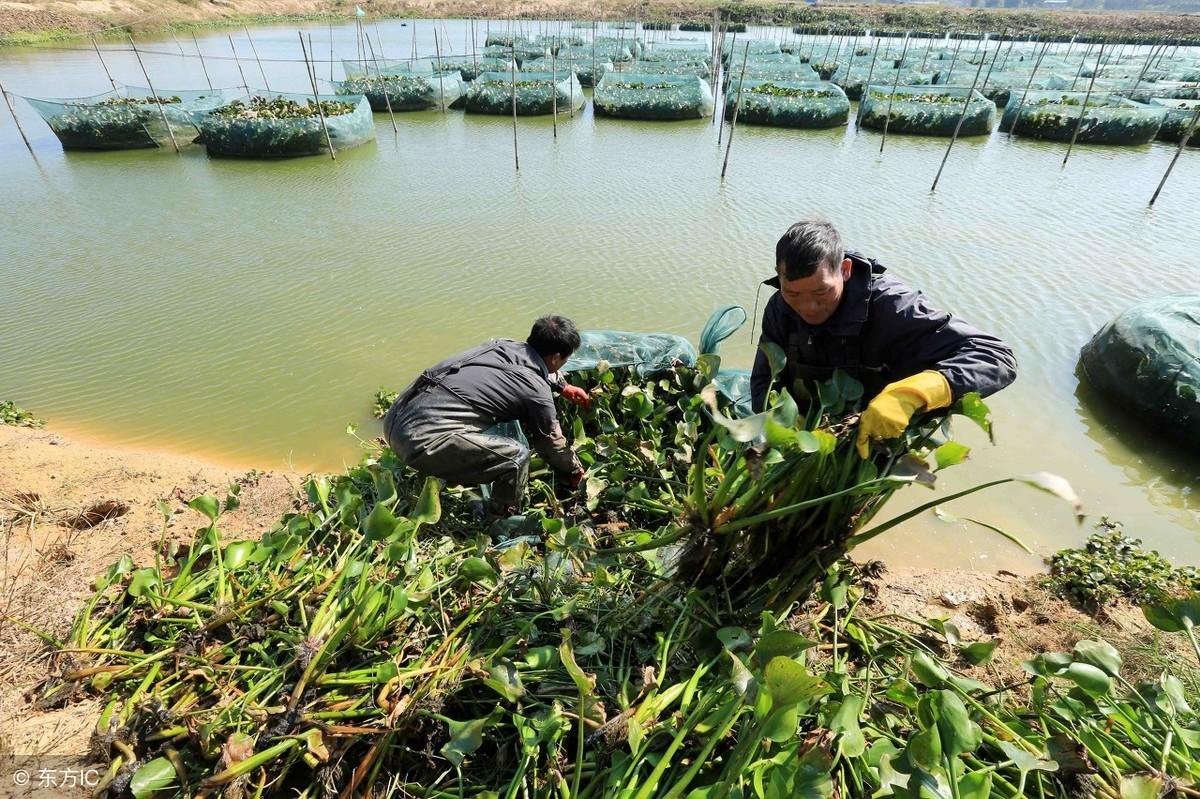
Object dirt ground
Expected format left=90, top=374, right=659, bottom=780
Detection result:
left=0, top=422, right=1191, bottom=788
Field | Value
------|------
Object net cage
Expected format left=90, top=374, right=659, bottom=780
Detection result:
left=431, top=57, right=519, bottom=82
left=723, top=61, right=820, bottom=90
left=24, top=85, right=229, bottom=150
left=196, top=91, right=375, bottom=158
left=999, top=90, right=1166, bottom=145
left=1126, top=81, right=1200, bottom=103
left=970, top=72, right=1057, bottom=106
left=725, top=79, right=851, bottom=128
left=341, top=58, right=434, bottom=78
left=859, top=85, right=996, bottom=136
left=722, top=39, right=783, bottom=63
left=1151, top=98, right=1200, bottom=144
left=523, top=54, right=615, bottom=87
left=832, top=66, right=936, bottom=100
left=464, top=71, right=585, bottom=115
left=593, top=72, right=715, bottom=120
left=334, top=72, right=464, bottom=111
left=482, top=43, right=550, bottom=66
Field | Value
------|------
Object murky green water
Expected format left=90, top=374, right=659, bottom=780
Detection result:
left=1, top=21, right=1198, bottom=570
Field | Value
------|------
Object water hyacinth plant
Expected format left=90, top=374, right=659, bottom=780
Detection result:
left=196, top=93, right=376, bottom=158
left=860, top=86, right=997, bottom=136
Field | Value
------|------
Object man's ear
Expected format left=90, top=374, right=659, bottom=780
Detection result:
left=840, top=258, right=853, bottom=279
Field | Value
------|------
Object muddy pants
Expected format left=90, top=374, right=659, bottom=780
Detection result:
left=383, top=381, right=530, bottom=513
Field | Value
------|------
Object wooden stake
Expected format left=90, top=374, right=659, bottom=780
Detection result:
left=717, top=32, right=737, bottom=145
left=944, top=34, right=963, bottom=85
left=1063, top=42, right=1105, bottom=168
left=244, top=27, right=271, bottom=92
left=931, top=39, right=994, bottom=192
left=128, top=36, right=180, bottom=153
left=227, top=35, right=251, bottom=94
left=433, top=29, right=447, bottom=114
left=878, top=35, right=911, bottom=153
left=0, top=80, right=36, bottom=157
left=364, top=31, right=397, bottom=133
left=191, top=33, right=214, bottom=91
left=1149, top=105, right=1199, bottom=206
left=330, top=22, right=335, bottom=84
left=299, top=33, right=336, bottom=160
left=91, top=37, right=121, bottom=95
left=551, top=46, right=558, bottom=137
left=510, top=43, right=519, bottom=172
left=720, top=43, right=750, bottom=180
left=855, top=39, right=881, bottom=130
left=1009, top=39, right=1049, bottom=137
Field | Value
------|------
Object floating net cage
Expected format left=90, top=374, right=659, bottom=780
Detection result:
left=833, top=66, right=936, bottom=100
left=723, top=61, right=820, bottom=90
left=463, top=71, right=585, bottom=115
left=1126, top=81, right=1200, bottom=103
left=1150, top=98, right=1200, bottom=144
left=482, top=42, right=551, bottom=66
left=593, top=72, right=715, bottom=120
left=334, top=72, right=464, bottom=111
left=523, top=55, right=615, bottom=87
left=859, top=85, right=996, bottom=136
left=196, top=92, right=375, bottom=158
left=341, top=58, right=437, bottom=79
left=999, top=90, right=1166, bottom=145
left=726, top=80, right=850, bottom=128
left=968, top=72, right=1057, bottom=106
left=722, top=39, right=782, bottom=62
left=431, top=56, right=519, bottom=82
left=24, top=85, right=229, bottom=150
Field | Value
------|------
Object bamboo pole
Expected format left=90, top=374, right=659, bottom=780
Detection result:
left=433, top=29, right=446, bottom=114
left=717, top=32, right=737, bottom=145
left=930, top=40, right=994, bottom=193
left=91, top=37, right=121, bottom=95
left=855, top=39, right=881, bottom=130
left=878, top=35, right=911, bottom=153
left=364, top=32, right=397, bottom=133
left=1149, top=105, right=1200, bottom=206
left=551, top=46, right=558, bottom=136
left=1127, top=40, right=1163, bottom=101
left=0, top=80, right=36, bottom=157
left=244, top=28, right=271, bottom=92
left=227, top=35, right=251, bottom=94
left=330, top=22, right=335, bottom=84
left=128, top=36, right=180, bottom=153
left=1063, top=42, right=1105, bottom=168
left=191, top=33, right=214, bottom=91
left=720, top=43, right=750, bottom=180
left=510, top=42, right=519, bottom=172
left=944, top=34, right=963, bottom=85
left=1009, top=39, right=1049, bottom=137
left=299, top=33, right=336, bottom=161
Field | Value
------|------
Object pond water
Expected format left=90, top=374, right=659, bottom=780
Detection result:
left=1, top=20, right=1197, bottom=571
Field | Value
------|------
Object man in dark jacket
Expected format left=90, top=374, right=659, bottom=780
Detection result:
left=384, top=316, right=590, bottom=516
left=750, top=221, right=1017, bottom=457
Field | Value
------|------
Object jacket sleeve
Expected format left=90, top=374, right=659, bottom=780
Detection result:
left=522, top=386, right=582, bottom=474
left=877, top=283, right=1017, bottom=400
left=750, top=294, right=789, bottom=413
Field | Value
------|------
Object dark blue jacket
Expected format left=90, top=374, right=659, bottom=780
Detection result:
left=750, top=252, right=1017, bottom=412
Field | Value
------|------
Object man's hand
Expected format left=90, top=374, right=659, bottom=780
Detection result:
left=562, top=385, right=591, bottom=409
left=855, top=371, right=952, bottom=458
left=568, top=469, right=586, bottom=490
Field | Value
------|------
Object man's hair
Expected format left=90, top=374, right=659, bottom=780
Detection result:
left=528, top=315, right=581, bottom=358
left=775, top=221, right=844, bottom=280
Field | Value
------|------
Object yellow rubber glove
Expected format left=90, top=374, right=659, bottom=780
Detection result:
left=855, top=370, right=953, bottom=458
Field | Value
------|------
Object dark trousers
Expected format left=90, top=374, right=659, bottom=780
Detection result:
left=384, top=383, right=530, bottom=513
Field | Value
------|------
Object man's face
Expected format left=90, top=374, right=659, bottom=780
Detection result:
left=545, top=352, right=569, bottom=373
left=777, top=258, right=853, bottom=326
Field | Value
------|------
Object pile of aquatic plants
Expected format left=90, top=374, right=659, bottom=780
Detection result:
left=860, top=86, right=996, bottom=137
left=1000, top=90, right=1167, bottom=145
left=0, top=399, right=43, bottom=428
left=95, top=95, right=182, bottom=106
left=335, top=73, right=464, bottom=112
left=212, top=96, right=357, bottom=120
left=197, top=93, right=375, bottom=158
left=594, top=73, right=715, bottom=120
left=36, top=350, right=1107, bottom=798
left=726, top=80, right=850, bottom=128
left=464, top=72, right=585, bottom=116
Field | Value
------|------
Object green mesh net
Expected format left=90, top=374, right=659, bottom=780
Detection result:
left=566, top=331, right=697, bottom=376
left=334, top=72, right=464, bottom=111
left=1127, top=81, right=1200, bottom=103
left=832, top=66, right=935, bottom=100
left=722, top=39, right=782, bottom=62
left=999, top=91, right=1166, bottom=145
left=726, top=80, right=850, bottom=128
left=431, top=57, right=517, bottom=82
left=1152, top=98, right=1200, bottom=144
left=482, top=43, right=550, bottom=66
left=464, top=72, right=585, bottom=115
left=196, top=92, right=376, bottom=158
left=593, top=73, right=715, bottom=120
left=341, top=58, right=431, bottom=78
left=24, top=85, right=229, bottom=150
left=859, top=85, right=996, bottom=137
left=972, top=72, right=1056, bottom=106
left=640, top=44, right=712, bottom=66
left=522, top=55, right=614, bottom=88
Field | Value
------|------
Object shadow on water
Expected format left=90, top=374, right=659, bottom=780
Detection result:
left=1074, top=374, right=1200, bottom=529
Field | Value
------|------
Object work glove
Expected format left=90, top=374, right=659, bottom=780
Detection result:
left=568, top=469, right=586, bottom=490
left=562, top=385, right=591, bottom=409
left=855, top=370, right=952, bottom=459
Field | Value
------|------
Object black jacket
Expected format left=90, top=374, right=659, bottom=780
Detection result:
left=750, top=252, right=1017, bottom=412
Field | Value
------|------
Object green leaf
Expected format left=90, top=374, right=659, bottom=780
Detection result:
left=760, top=341, right=787, bottom=382
left=961, top=639, right=998, bottom=666
left=413, top=476, right=442, bottom=526
left=793, top=740, right=835, bottom=797
left=187, top=495, right=220, bottom=522
left=559, top=631, right=596, bottom=695
left=130, top=757, right=177, bottom=798
left=223, top=540, right=256, bottom=571
left=127, top=567, right=159, bottom=598
left=1062, top=662, right=1111, bottom=695
left=727, top=651, right=756, bottom=697
left=363, top=502, right=399, bottom=541
left=697, top=352, right=722, bottom=382
left=1142, top=600, right=1186, bottom=633
left=755, top=630, right=818, bottom=667
left=933, top=441, right=971, bottom=470
left=1072, top=639, right=1122, bottom=677
left=763, top=656, right=829, bottom=708
left=955, top=392, right=993, bottom=442
left=997, top=741, right=1058, bottom=778
left=522, top=646, right=558, bottom=670
left=717, top=626, right=753, bottom=652
left=910, top=651, right=948, bottom=688
left=1022, top=651, right=1073, bottom=677
left=701, top=384, right=767, bottom=442
left=483, top=658, right=525, bottom=702
left=906, top=726, right=941, bottom=772
left=959, top=772, right=993, bottom=799
left=885, top=679, right=920, bottom=709
left=761, top=703, right=801, bottom=743
left=441, top=714, right=492, bottom=767
left=933, top=690, right=982, bottom=757
left=459, top=557, right=498, bottom=585
left=830, top=696, right=866, bottom=757
left=1120, top=776, right=1164, bottom=799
